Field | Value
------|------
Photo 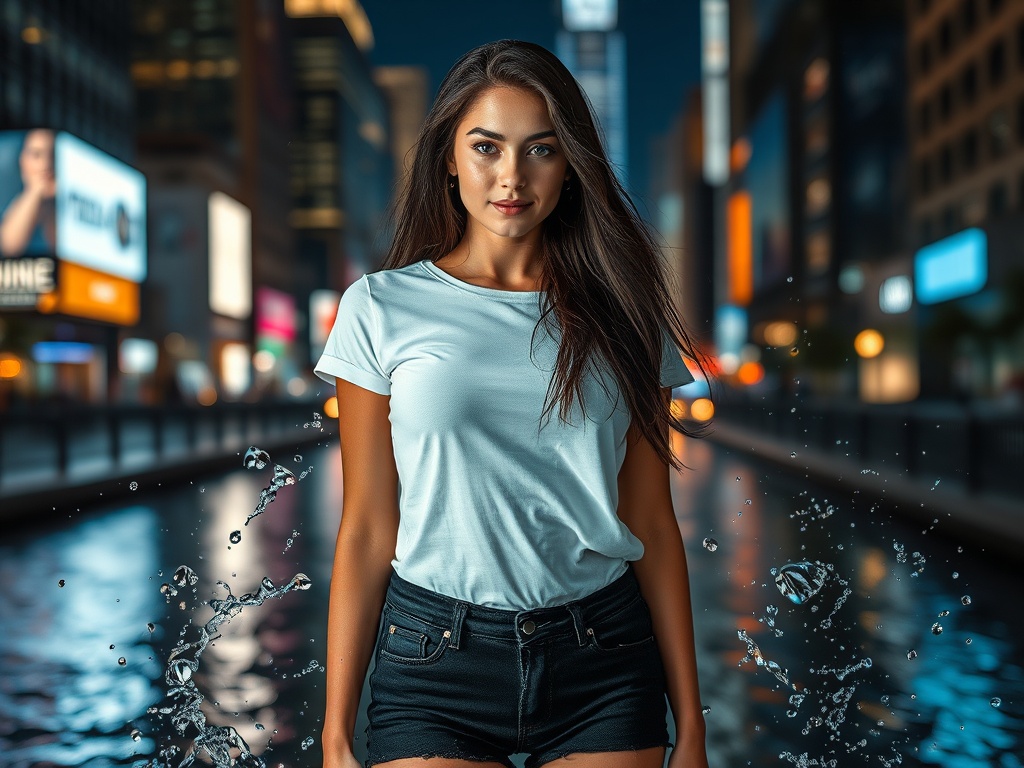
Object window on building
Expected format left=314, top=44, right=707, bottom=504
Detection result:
left=918, top=40, right=933, bottom=75
left=939, top=83, right=953, bottom=121
left=1017, top=20, right=1024, bottom=71
left=989, top=106, right=1011, bottom=157
left=918, top=100, right=932, bottom=136
left=988, top=39, right=1007, bottom=85
left=961, top=0, right=978, bottom=35
left=988, top=180, right=1008, bottom=218
left=938, top=17, right=954, bottom=57
left=918, top=157, right=933, bottom=196
left=940, top=143, right=954, bottom=182
left=960, top=63, right=977, bottom=104
left=961, top=128, right=978, bottom=171
left=1018, top=95, right=1024, bottom=146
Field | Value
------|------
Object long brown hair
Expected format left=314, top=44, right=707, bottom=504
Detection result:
left=379, top=40, right=711, bottom=471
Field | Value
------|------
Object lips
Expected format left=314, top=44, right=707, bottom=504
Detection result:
left=491, top=200, right=533, bottom=216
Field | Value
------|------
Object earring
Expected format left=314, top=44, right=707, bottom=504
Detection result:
left=448, top=175, right=457, bottom=189
left=563, top=179, right=571, bottom=192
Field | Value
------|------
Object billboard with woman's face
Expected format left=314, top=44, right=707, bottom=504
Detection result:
left=0, top=130, right=146, bottom=278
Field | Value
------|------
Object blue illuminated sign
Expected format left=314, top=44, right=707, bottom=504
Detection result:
left=31, top=341, right=96, bottom=364
left=914, top=228, right=987, bottom=305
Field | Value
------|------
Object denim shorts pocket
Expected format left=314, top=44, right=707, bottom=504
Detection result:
left=585, top=595, right=657, bottom=653
left=378, top=603, right=452, bottom=665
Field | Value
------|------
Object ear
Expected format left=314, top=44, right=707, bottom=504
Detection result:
left=447, top=156, right=457, bottom=177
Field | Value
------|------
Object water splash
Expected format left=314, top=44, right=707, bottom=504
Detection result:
left=143, top=573, right=312, bottom=768
left=737, top=628, right=799, bottom=690
left=702, top=537, right=719, bottom=552
left=242, top=447, right=270, bottom=471
left=244, top=464, right=297, bottom=527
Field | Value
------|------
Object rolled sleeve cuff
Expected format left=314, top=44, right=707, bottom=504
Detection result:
left=314, top=354, right=391, bottom=395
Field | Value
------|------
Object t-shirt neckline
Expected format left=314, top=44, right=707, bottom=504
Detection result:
left=419, top=259, right=547, bottom=302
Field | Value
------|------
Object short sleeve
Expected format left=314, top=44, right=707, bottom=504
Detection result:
left=660, top=327, right=695, bottom=388
left=313, top=276, right=391, bottom=395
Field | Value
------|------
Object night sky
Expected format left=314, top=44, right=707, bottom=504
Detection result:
left=361, top=0, right=702, bottom=206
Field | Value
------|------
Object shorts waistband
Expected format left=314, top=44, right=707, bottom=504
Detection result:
left=382, top=564, right=643, bottom=650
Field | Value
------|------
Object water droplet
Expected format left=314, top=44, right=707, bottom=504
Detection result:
left=790, top=451, right=797, bottom=458
left=789, top=347, right=799, bottom=357
left=170, top=659, right=194, bottom=685
left=966, top=638, right=972, bottom=645
left=931, top=623, right=943, bottom=635
left=293, top=454, right=302, bottom=463
left=291, top=573, right=313, bottom=590
left=952, top=571, right=959, bottom=579
left=961, top=595, right=971, bottom=605
left=243, top=446, right=271, bottom=470
left=118, top=657, right=127, bottom=666
left=787, top=276, right=793, bottom=283
left=160, top=582, right=177, bottom=596
left=147, top=622, right=156, bottom=633
left=255, top=722, right=265, bottom=731
left=702, top=537, right=719, bottom=552
left=881, top=695, right=890, bottom=705
left=173, top=565, right=198, bottom=588
left=129, top=480, right=139, bottom=491
left=773, top=561, right=828, bottom=604
left=229, top=530, right=241, bottom=544
left=110, top=644, right=115, bottom=649
left=701, top=705, right=711, bottom=715
left=937, top=610, right=950, bottom=618
left=744, top=499, right=752, bottom=505
left=130, top=728, right=142, bottom=742
left=735, top=476, right=740, bottom=481
left=58, top=579, right=65, bottom=587
left=990, top=697, right=1001, bottom=708
left=907, top=649, right=918, bottom=660
left=301, top=736, right=315, bottom=750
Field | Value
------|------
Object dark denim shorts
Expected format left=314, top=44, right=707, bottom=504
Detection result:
left=364, top=563, right=671, bottom=768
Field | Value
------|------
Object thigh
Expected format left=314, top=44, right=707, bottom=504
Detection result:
left=537, top=747, right=666, bottom=768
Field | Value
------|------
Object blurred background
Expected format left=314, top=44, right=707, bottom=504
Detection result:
left=0, top=1, right=1022, bottom=767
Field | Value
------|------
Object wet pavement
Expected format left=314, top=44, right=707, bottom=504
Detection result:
left=0, top=435, right=1021, bottom=768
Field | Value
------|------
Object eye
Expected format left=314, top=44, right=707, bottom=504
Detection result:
left=472, top=142, right=497, bottom=155
left=529, top=144, right=556, bottom=158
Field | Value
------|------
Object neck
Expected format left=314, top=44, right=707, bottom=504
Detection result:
left=447, top=221, right=545, bottom=283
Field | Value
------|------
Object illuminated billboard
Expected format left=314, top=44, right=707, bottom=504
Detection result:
left=914, top=227, right=987, bottom=305
left=208, top=192, right=252, bottom=319
left=309, top=289, right=341, bottom=363
left=562, top=0, right=616, bottom=31
left=255, top=286, right=296, bottom=357
left=55, top=132, right=146, bottom=281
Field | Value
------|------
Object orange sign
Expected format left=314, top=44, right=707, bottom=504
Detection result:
left=727, top=191, right=753, bottom=306
left=45, top=261, right=139, bottom=325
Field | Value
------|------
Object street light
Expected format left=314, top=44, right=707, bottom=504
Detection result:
left=854, top=329, right=884, bottom=359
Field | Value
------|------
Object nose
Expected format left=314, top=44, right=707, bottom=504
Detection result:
left=498, top=154, right=526, bottom=190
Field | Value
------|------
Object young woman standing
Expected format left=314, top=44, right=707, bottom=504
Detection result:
left=316, top=40, right=711, bottom=768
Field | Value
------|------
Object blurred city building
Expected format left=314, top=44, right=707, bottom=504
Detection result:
left=907, top=0, right=1024, bottom=402
left=287, top=0, right=394, bottom=299
left=131, top=0, right=298, bottom=403
left=373, top=66, right=429, bottom=201
left=0, top=0, right=146, bottom=406
left=556, top=0, right=628, bottom=186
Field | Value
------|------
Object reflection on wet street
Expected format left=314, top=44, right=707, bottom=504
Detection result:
left=0, top=437, right=1020, bottom=768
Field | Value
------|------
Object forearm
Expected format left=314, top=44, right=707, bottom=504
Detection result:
left=632, top=523, right=706, bottom=738
left=322, top=521, right=395, bottom=753
left=1, top=191, right=44, bottom=256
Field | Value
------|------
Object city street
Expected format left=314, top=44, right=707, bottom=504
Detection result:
left=1, top=436, right=1020, bottom=768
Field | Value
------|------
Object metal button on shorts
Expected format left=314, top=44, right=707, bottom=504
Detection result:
left=521, top=620, right=536, bottom=635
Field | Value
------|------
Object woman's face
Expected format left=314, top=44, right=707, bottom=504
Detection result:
left=19, top=130, right=56, bottom=192
left=447, top=86, right=570, bottom=244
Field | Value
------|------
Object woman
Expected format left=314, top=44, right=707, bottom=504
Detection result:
left=315, top=40, right=711, bottom=768
left=0, top=129, right=57, bottom=257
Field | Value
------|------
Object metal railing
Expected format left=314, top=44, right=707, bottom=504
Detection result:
left=714, top=393, right=1024, bottom=498
left=0, top=400, right=334, bottom=494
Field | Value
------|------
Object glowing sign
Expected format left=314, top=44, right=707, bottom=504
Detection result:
left=562, top=0, right=617, bottom=30
left=914, top=227, right=987, bottom=305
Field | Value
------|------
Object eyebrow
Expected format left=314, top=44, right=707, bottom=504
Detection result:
left=466, top=127, right=557, bottom=142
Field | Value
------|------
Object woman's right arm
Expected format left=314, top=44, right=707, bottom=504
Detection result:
left=322, top=377, right=401, bottom=766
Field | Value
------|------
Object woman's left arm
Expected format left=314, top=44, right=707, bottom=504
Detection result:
left=617, top=387, right=709, bottom=767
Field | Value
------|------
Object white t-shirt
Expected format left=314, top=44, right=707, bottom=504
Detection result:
left=314, top=258, right=694, bottom=609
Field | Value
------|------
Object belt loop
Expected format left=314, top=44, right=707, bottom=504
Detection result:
left=448, top=601, right=468, bottom=650
left=566, top=603, right=587, bottom=647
